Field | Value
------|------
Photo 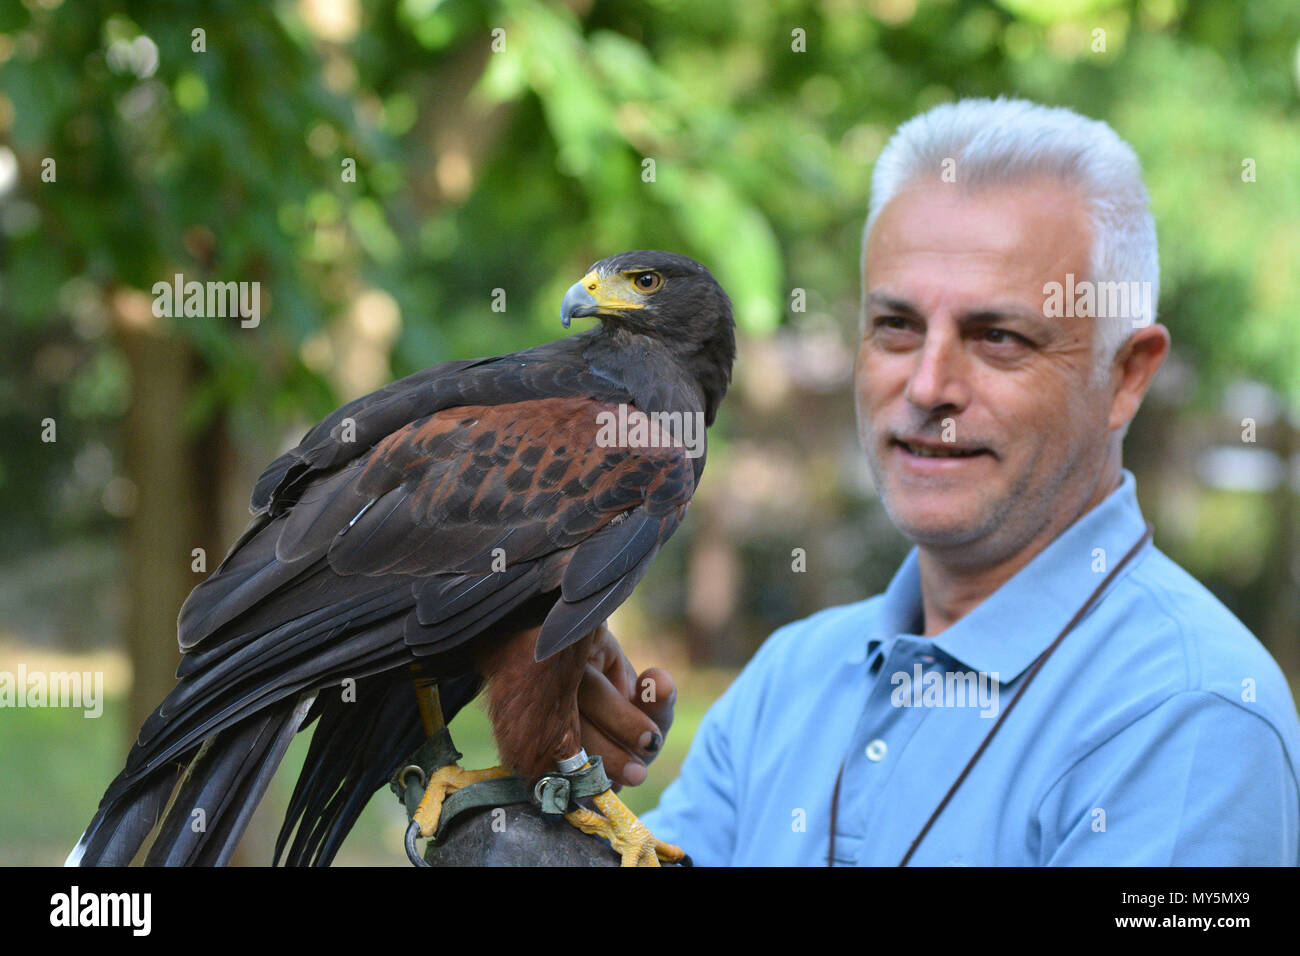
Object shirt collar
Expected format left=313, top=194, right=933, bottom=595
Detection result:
left=851, top=469, right=1151, bottom=680
left=839, top=546, right=923, bottom=666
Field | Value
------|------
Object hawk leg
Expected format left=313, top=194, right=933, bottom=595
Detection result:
left=565, top=788, right=685, bottom=867
left=412, top=763, right=513, bottom=838
left=409, top=677, right=514, bottom=838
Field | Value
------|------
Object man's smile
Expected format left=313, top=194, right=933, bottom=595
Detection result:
left=889, top=433, right=994, bottom=477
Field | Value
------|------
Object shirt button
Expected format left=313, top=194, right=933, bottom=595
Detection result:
left=865, top=739, right=887, bottom=762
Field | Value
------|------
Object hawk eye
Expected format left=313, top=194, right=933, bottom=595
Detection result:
left=632, top=271, right=663, bottom=293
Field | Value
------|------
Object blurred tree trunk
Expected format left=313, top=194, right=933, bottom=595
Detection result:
left=117, top=321, right=202, bottom=738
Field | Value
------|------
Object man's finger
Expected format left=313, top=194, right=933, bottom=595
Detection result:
left=631, top=667, right=676, bottom=741
left=577, top=663, right=665, bottom=762
left=579, top=718, right=648, bottom=788
left=589, top=623, right=638, bottom=699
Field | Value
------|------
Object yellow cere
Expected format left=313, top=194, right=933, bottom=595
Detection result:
left=587, top=270, right=647, bottom=310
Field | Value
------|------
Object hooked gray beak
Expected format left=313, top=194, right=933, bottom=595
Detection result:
left=560, top=281, right=600, bottom=329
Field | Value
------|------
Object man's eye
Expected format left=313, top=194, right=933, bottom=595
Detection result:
left=876, top=315, right=914, bottom=331
left=981, top=328, right=1027, bottom=346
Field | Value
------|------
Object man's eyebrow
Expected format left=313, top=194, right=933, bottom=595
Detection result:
left=865, top=293, right=922, bottom=316
left=959, top=305, right=1052, bottom=331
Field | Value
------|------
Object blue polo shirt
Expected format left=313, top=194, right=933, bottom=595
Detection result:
left=643, top=471, right=1300, bottom=865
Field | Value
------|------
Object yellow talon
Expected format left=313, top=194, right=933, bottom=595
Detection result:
left=565, top=788, right=685, bottom=867
left=412, top=764, right=511, bottom=838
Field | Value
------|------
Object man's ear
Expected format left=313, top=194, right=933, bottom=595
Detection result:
left=1107, top=323, right=1171, bottom=433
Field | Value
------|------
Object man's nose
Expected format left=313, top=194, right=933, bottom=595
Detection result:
left=905, top=326, right=968, bottom=411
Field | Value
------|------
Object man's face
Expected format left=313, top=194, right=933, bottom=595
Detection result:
left=856, top=178, right=1115, bottom=565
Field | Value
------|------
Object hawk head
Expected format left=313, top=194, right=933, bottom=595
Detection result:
left=561, top=250, right=735, bottom=422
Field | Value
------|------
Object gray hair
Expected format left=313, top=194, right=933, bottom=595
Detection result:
left=862, top=97, right=1158, bottom=376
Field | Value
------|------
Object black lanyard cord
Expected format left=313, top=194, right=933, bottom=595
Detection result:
left=827, top=522, right=1153, bottom=867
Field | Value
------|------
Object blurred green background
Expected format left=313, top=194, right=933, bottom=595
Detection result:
left=1, top=0, right=1296, bottom=865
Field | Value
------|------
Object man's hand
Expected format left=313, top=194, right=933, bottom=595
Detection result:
left=577, top=623, right=676, bottom=789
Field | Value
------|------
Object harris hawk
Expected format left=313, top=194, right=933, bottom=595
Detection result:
left=68, top=250, right=734, bottom=868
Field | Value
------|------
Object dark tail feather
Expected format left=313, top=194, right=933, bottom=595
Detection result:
left=68, top=693, right=314, bottom=867
left=276, top=673, right=481, bottom=866
left=145, top=693, right=315, bottom=866
left=66, top=763, right=187, bottom=866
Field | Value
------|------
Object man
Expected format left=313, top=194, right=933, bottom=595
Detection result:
left=581, top=97, right=1300, bottom=865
